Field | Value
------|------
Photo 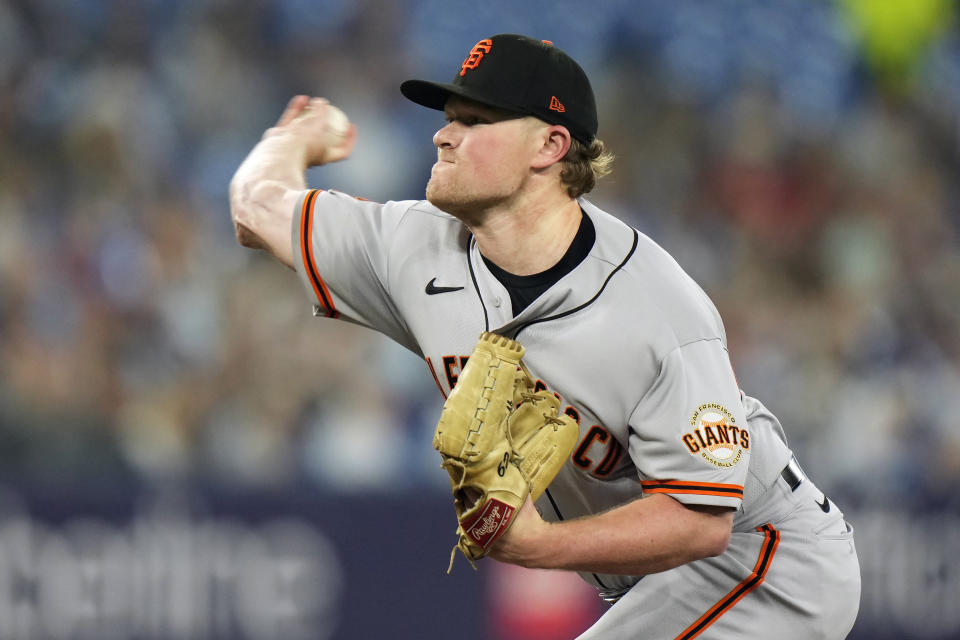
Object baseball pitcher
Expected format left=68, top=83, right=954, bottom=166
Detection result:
left=229, top=33, right=861, bottom=640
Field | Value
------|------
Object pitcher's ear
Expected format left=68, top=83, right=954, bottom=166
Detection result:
left=530, top=124, right=572, bottom=170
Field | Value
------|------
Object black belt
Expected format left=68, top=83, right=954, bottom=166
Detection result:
left=780, top=456, right=805, bottom=492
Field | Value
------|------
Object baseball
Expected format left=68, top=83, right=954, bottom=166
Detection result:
left=318, top=103, right=351, bottom=164
left=323, top=104, right=351, bottom=142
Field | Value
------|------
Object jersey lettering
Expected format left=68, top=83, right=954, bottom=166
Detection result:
left=532, top=378, right=562, bottom=403
left=573, top=426, right=607, bottom=469
left=594, top=437, right=624, bottom=477
left=572, top=425, right=624, bottom=478
left=442, top=355, right=470, bottom=389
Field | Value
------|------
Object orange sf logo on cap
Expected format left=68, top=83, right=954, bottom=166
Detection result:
left=459, top=39, right=493, bottom=76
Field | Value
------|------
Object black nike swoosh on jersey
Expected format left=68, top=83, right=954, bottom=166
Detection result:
left=425, top=278, right=464, bottom=295
left=816, top=496, right=831, bottom=513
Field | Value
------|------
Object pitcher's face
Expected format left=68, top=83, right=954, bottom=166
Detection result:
left=426, top=97, right=542, bottom=219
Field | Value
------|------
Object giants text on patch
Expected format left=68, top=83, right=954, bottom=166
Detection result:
left=681, top=403, right=749, bottom=468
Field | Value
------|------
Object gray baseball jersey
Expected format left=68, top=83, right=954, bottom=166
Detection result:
left=291, top=188, right=861, bottom=639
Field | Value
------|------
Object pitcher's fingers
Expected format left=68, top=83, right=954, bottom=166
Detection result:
left=275, top=95, right=311, bottom=127
left=342, top=123, right=358, bottom=149
left=319, top=123, right=359, bottom=164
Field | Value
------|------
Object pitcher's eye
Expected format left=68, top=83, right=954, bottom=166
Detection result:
left=445, top=114, right=486, bottom=126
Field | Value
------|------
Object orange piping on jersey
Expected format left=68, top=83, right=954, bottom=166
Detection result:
left=674, top=524, right=780, bottom=639
left=299, top=189, right=339, bottom=319
left=425, top=357, right=447, bottom=399
left=640, top=480, right=744, bottom=500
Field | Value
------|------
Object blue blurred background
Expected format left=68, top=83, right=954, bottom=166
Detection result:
left=1, top=0, right=959, bottom=638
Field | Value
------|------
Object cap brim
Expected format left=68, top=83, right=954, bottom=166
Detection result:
left=400, top=79, right=527, bottom=115
left=400, top=80, right=454, bottom=110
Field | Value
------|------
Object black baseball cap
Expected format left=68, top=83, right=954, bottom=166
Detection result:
left=401, top=34, right=598, bottom=144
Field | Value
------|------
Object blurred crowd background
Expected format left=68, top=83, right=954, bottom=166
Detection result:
left=0, top=0, right=959, bottom=638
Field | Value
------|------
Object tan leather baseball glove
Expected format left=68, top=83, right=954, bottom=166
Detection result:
left=433, top=331, right=579, bottom=571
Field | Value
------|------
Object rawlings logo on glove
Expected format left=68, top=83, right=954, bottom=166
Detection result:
left=433, top=331, right=579, bottom=571
left=462, top=499, right=514, bottom=548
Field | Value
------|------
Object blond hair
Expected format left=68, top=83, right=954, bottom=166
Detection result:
left=560, top=137, right=614, bottom=198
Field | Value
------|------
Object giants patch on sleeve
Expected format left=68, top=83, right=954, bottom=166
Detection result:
left=681, top=403, right=749, bottom=468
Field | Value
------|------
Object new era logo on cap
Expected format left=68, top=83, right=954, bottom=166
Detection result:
left=400, top=34, right=598, bottom=144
